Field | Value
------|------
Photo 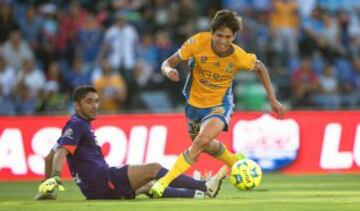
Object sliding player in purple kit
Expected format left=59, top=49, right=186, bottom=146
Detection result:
left=34, top=85, right=226, bottom=200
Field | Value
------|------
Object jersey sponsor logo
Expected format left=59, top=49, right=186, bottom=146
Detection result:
left=232, top=114, right=300, bottom=172
left=63, top=128, right=74, bottom=139
left=198, top=68, right=231, bottom=81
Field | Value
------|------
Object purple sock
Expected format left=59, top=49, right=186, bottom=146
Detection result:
left=163, top=187, right=196, bottom=198
left=156, top=168, right=207, bottom=192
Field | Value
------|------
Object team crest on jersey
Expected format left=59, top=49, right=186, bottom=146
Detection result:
left=187, top=37, right=194, bottom=45
left=63, top=128, right=74, bottom=139
left=200, top=56, right=208, bottom=63
left=225, top=63, right=234, bottom=73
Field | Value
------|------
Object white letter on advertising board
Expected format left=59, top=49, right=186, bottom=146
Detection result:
left=320, top=123, right=352, bottom=169
left=353, top=125, right=360, bottom=166
left=28, top=127, right=61, bottom=175
left=127, top=126, right=147, bottom=164
left=0, top=129, right=27, bottom=174
left=95, top=126, right=127, bottom=166
left=145, top=126, right=177, bottom=168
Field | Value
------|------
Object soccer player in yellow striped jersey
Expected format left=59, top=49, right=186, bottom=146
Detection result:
left=150, top=10, right=286, bottom=197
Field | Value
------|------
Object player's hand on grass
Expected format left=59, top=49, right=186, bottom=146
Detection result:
left=166, top=69, right=180, bottom=82
left=34, top=191, right=57, bottom=200
left=269, top=99, right=286, bottom=119
left=38, top=176, right=65, bottom=193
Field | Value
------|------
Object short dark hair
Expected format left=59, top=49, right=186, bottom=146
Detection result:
left=72, top=85, right=97, bottom=102
left=211, top=10, right=242, bottom=34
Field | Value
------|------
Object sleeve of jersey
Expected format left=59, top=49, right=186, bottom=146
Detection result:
left=57, top=121, right=83, bottom=154
left=239, top=53, right=257, bottom=71
left=177, top=35, right=199, bottom=61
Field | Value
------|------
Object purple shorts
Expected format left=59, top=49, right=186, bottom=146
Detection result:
left=106, top=165, right=135, bottom=199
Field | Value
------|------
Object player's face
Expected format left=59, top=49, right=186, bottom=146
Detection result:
left=212, top=27, right=235, bottom=53
left=75, top=92, right=99, bottom=121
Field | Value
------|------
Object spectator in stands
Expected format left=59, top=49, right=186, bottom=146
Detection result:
left=348, top=8, right=360, bottom=57
left=131, top=61, right=173, bottom=112
left=37, top=61, right=68, bottom=113
left=154, top=30, right=176, bottom=76
left=314, top=63, right=341, bottom=109
left=291, top=57, right=319, bottom=108
left=101, top=11, right=138, bottom=82
left=296, top=0, right=316, bottom=18
left=93, top=60, right=127, bottom=112
left=340, top=56, right=360, bottom=107
left=63, top=57, right=91, bottom=90
left=37, top=3, right=59, bottom=69
left=175, top=0, right=199, bottom=42
left=17, top=58, right=45, bottom=98
left=0, top=2, right=17, bottom=43
left=142, top=0, right=175, bottom=31
left=77, top=13, right=103, bottom=66
left=270, top=0, right=299, bottom=65
left=336, top=9, right=351, bottom=56
left=101, top=11, right=139, bottom=109
left=0, top=55, right=16, bottom=115
left=3, top=30, right=34, bottom=71
left=17, top=5, right=43, bottom=51
left=0, top=55, right=16, bottom=97
left=58, top=2, right=88, bottom=61
left=321, top=11, right=345, bottom=60
left=300, top=7, right=325, bottom=57
left=13, top=82, right=36, bottom=115
left=137, top=33, right=158, bottom=71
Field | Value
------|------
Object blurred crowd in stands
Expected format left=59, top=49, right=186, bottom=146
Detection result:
left=0, top=0, right=360, bottom=115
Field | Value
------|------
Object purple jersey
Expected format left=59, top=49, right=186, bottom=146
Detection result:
left=57, top=114, right=112, bottom=199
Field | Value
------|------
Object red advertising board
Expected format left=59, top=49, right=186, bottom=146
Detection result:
left=0, top=111, right=359, bottom=181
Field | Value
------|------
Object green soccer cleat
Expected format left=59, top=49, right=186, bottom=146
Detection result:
left=149, top=181, right=166, bottom=198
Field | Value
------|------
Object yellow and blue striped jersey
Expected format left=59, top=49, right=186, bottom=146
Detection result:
left=178, top=32, right=257, bottom=108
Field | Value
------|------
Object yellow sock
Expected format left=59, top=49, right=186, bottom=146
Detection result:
left=159, top=153, right=192, bottom=187
left=215, top=146, right=237, bottom=167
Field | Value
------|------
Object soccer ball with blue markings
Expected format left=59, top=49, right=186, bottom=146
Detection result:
left=229, top=159, right=262, bottom=190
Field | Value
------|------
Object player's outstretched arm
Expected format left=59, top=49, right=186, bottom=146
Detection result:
left=254, top=60, right=286, bottom=118
left=44, top=149, right=55, bottom=179
left=161, top=53, right=182, bottom=82
left=34, top=149, right=57, bottom=200
left=36, top=148, right=68, bottom=198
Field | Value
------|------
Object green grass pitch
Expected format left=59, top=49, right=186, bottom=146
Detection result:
left=0, top=174, right=359, bottom=211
